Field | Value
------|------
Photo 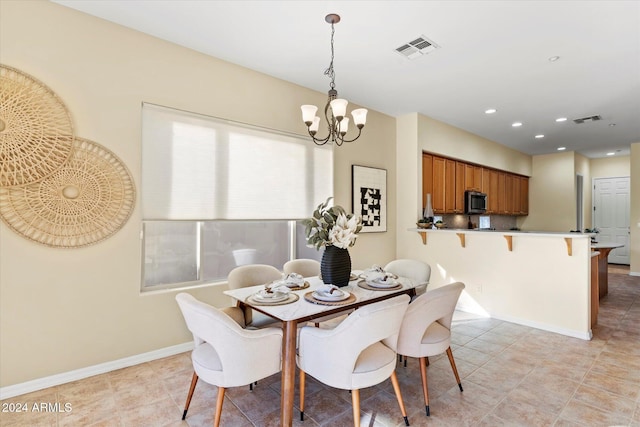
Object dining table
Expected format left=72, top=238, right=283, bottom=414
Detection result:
left=223, top=272, right=417, bottom=427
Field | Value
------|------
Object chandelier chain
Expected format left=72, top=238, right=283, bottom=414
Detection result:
left=324, top=23, right=336, bottom=90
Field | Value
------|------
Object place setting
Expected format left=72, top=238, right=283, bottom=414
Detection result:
left=274, top=272, right=310, bottom=290
left=304, top=284, right=356, bottom=306
left=246, top=282, right=300, bottom=306
left=357, top=265, right=402, bottom=291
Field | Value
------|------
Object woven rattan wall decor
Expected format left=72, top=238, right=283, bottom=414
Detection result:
left=0, top=64, right=75, bottom=187
left=0, top=137, right=136, bottom=248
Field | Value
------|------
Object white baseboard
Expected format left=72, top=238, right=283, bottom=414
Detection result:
left=0, top=342, right=193, bottom=399
left=630, top=271, right=640, bottom=277
left=455, top=305, right=592, bottom=341
left=489, top=313, right=592, bottom=341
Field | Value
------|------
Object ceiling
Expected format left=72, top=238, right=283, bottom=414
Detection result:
left=53, top=0, right=640, bottom=158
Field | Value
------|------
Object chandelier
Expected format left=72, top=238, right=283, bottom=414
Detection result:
left=301, top=14, right=368, bottom=146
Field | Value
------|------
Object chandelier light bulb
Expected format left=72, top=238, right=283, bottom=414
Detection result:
left=310, top=116, right=321, bottom=134
left=351, top=108, right=368, bottom=127
left=329, top=98, right=348, bottom=120
left=338, top=117, right=350, bottom=135
left=301, top=105, right=318, bottom=125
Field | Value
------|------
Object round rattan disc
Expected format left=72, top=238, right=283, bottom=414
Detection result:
left=0, top=138, right=135, bottom=248
left=0, top=64, right=74, bottom=187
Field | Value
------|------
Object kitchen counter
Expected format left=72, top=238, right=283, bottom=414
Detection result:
left=412, top=228, right=589, bottom=254
left=409, top=227, right=593, bottom=340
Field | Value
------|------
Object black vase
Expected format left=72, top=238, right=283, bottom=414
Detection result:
left=320, top=245, right=352, bottom=287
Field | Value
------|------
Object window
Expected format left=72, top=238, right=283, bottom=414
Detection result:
left=141, top=104, right=332, bottom=291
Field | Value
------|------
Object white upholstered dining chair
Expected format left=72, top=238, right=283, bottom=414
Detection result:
left=297, top=294, right=411, bottom=427
left=384, top=258, right=431, bottom=297
left=227, top=264, right=282, bottom=328
left=175, top=293, right=283, bottom=426
left=283, top=258, right=320, bottom=278
left=393, top=282, right=465, bottom=417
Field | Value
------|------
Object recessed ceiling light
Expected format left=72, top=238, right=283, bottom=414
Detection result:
left=535, top=134, right=545, bottom=139
left=485, top=108, right=497, bottom=114
left=556, top=117, right=567, bottom=122
left=606, top=152, right=615, bottom=156
left=609, top=123, right=616, bottom=127
left=512, top=122, right=523, bottom=127
left=557, top=147, right=566, bottom=151
left=548, top=56, right=560, bottom=62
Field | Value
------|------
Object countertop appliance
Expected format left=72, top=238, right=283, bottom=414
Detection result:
left=465, top=190, right=487, bottom=214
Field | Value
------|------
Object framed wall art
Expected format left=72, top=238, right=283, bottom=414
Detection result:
left=352, top=165, right=386, bottom=233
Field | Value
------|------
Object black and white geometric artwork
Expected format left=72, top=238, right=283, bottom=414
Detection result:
left=352, top=165, right=386, bottom=233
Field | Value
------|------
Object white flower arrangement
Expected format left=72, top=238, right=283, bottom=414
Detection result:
left=302, top=197, right=363, bottom=250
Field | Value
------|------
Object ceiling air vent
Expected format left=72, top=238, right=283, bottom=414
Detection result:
left=573, top=115, right=602, bottom=124
left=395, top=36, right=440, bottom=59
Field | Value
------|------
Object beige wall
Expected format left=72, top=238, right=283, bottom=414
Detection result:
left=0, top=0, right=397, bottom=387
left=590, top=155, right=631, bottom=178
left=417, top=115, right=532, bottom=175
left=519, top=151, right=576, bottom=232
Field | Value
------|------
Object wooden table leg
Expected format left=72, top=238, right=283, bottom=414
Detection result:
left=280, top=320, right=297, bottom=426
left=597, top=248, right=614, bottom=299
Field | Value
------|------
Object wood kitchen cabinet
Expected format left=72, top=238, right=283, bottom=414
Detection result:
left=422, top=152, right=528, bottom=216
left=432, top=156, right=446, bottom=213
left=464, top=164, right=482, bottom=191
left=519, top=176, right=529, bottom=214
left=481, top=167, right=496, bottom=213
left=481, top=168, right=491, bottom=194
left=444, top=159, right=457, bottom=213
left=496, top=172, right=507, bottom=215
left=505, top=174, right=515, bottom=214
left=455, top=162, right=466, bottom=213
left=422, top=153, right=433, bottom=213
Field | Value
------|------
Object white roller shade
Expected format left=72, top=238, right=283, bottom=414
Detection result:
left=142, top=103, right=333, bottom=220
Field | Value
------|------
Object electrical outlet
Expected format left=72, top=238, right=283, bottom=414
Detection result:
left=476, top=284, right=483, bottom=293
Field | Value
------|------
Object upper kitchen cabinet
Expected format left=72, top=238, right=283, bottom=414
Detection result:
left=432, top=155, right=446, bottom=213
left=444, top=159, right=457, bottom=213
left=455, top=162, right=466, bottom=213
left=422, top=153, right=433, bottom=212
left=518, top=175, right=529, bottom=215
left=422, top=152, right=529, bottom=216
left=464, top=164, right=483, bottom=192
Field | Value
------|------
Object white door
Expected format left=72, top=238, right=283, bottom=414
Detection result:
left=593, top=177, right=630, bottom=264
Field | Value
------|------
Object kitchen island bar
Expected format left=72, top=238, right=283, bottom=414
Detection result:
left=413, top=229, right=593, bottom=340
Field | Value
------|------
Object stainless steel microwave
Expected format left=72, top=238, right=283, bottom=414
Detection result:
left=465, top=191, right=487, bottom=214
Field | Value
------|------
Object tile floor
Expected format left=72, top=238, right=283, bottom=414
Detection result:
left=1, top=267, right=639, bottom=427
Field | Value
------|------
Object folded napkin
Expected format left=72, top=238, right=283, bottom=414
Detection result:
left=283, top=273, right=304, bottom=287
left=316, top=284, right=342, bottom=296
left=260, top=284, right=291, bottom=297
left=364, top=265, right=398, bottom=281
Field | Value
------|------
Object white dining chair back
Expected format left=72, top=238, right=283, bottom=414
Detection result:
left=283, top=258, right=320, bottom=277
left=175, top=293, right=282, bottom=426
left=297, top=294, right=411, bottom=426
left=394, top=281, right=465, bottom=417
left=384, top=259, right=431, bottom=296
left=227, top=264, right=282, bottom=327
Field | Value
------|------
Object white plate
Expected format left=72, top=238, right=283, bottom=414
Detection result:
left=254, top=291, right=289, bottom=302
left=312, top=290, right=350, bottom=302
left=366, top=278, right=398, bottom=288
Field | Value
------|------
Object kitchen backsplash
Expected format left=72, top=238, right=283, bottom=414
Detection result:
left=435, top=214, right=518, bottom=231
